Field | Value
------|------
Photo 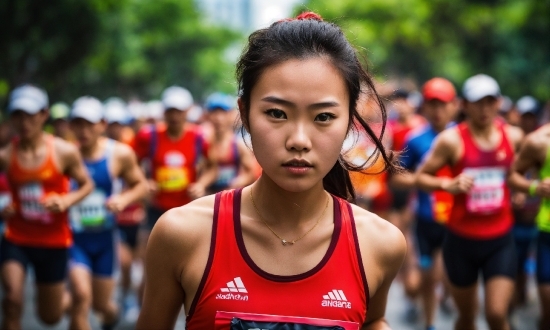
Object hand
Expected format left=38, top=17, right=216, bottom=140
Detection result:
left=441, top=174, right=474, bottom=195
left=187, top=182, right=206, bottom=200
left=41, top=194, right=68, bottom=213
left=512, top=192, right=527, bottom=209
left=0, top=203, right=15, bottom=219
left=106, top=195, right=128, bottom=214
left=535, top=178, right=550, bottom=198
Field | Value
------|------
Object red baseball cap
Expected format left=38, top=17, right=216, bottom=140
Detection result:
left=422, top=78, right=456, bottom=103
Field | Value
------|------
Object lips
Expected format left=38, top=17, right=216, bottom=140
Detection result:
left=282, top=159, right=313, bottom=167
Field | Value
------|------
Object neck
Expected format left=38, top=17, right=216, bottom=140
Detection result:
left=167, top=125, right=184, bottom=139
left=214, top=128, right=232, bottom=141
left=467, top=119, right=496, bottom=138
left=250, top=175, right=328, bottom=227
left=80, top=137, right=103, bottom=159
left=18, top=132, right=44, bottom=151
left=432, top=122, right=448, bottom=133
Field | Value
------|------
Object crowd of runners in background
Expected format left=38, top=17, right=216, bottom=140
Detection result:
left=0, top=73, right=549, bottom=329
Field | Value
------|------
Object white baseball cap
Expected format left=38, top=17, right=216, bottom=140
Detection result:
left=104, top=98, right=130, bottom=124
left=8, top=85, right=49, bottom=114
left=462, top=74, right=501, bottom=102
left=70, top=96, right=104, bottom=123
left=161, top=86, right=193, bottom=111
left=516, top=96, right=538, bottom=115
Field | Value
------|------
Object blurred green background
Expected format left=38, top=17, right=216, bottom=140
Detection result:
left=0, top=0, right=548, bottom=107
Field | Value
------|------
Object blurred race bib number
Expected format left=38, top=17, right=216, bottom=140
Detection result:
left=70, top=190, right=108, bottom=228
left=463, top=167, right=506, bottom=215
left=18, top=183, right=52, bottom=223
left=156, top=167, right=189, bottom=192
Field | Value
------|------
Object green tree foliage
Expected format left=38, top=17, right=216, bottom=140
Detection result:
left=0, top=0, right=240, bottom=106
left=299, top=0, right=550, bottom=100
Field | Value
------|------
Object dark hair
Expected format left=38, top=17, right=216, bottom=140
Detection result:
left=236, top=12, right=398, bottom=202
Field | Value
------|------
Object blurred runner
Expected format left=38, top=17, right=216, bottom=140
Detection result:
left=0, top=85, right=93, bottom=328
left=392, top=78, right=458, bottom=330
left=417, top=74, right=523, bottom=330
left=387, top=89, right=426, bottom=323
left=509, top=117, right=550, bottom=330
left=67, top=96, right=148, bottom=330
left=133, top=86, right=217, bottom=302
left=203, top=92, right=256, bottom=194
left=510, top=95, right=541, bottom=307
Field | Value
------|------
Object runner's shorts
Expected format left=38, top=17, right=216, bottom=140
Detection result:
left=537, top=231, right=550, bottom=284
left=117, top=224, right=140, bottom=249
left=415, top=219, right=446, bottom=270
left=0, top=238, right=68, bottom=284
left=70, top=229, right=117, bottom=277
left=146, top=206, right=166, bottom=230
left=443, top=231, right=516, bottom=287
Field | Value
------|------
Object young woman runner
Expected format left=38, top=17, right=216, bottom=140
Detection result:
left=138, top=12, right=406, bottom=330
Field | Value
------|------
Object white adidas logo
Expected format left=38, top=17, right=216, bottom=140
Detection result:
left=321, top=289, right=351, bottom=309
left=216, top=277, right=249, bottom=301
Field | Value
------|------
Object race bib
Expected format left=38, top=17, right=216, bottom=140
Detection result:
left=70, top=190, right=108, bottom=228
left=463, top=167, right=506, bottom=215
left=156, top=167, right=189, bottom=191
left=18, top=183, right=52, bottom=223
left=216, top=312, right=359, bottom=330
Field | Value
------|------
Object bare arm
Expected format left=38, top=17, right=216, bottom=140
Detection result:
left=0, top=145, right=10, bottom=171
left=188, top=154, right=218, bottom=200
left=107, top=143, right=149, bottom=213
left=508, top=132, right=550, bottom=198
left=389, top=171, right=415, bottom=190
left=136, top=209, right=186, bottom=329
left=229, top=140, right=257, bottom=189
left=416, top=129, right=473, bottom=194
left=43, top=140, right=94, bottom=212
left=354, top=207, right=407, bottom=330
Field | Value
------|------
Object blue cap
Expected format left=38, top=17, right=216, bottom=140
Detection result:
left=205, top=93, right=235, bottom=112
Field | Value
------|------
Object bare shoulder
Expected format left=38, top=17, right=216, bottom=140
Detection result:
left=112, top=141, right=136, bottom=162
left=436, top=126, right=460, bottom=149
left=53, top=136, right=79, bottom=159
left=350, top=203, right=406, bottom=269
left=504, top=124, right=524, bottom=146
left=150, top=194, right=217, bottom=260
left=0, top=143, right=12, bottom=170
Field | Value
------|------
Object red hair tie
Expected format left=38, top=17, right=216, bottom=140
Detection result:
left=277, top=11, right=323, bottom=23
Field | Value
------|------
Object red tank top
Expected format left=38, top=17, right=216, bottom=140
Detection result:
left=6, top=135, right=72, bottom=248
left=135, top=124, right=208, bottom=210
left=448, top=122, right=514, bottom=239
left=186, top=189, right=369, bottom=329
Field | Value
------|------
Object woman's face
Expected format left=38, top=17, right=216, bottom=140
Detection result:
left=246, top=57, right=350, bottom=192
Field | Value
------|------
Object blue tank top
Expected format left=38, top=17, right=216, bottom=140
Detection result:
left=70, top=139, right=115, bottom=232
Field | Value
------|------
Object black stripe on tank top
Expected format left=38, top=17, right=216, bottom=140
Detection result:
left=233, top=188, right=342, bottom=282
left=186, top=192, right=221, bottom=320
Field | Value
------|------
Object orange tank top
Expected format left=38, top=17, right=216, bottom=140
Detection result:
left=6, top=135, right=72, bottom=248
left=186, top=189, right=369, bottom=329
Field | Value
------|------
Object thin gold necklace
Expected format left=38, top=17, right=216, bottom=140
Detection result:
left=249, top=188, right=329, bottom=246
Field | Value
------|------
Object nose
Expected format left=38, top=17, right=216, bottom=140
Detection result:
left=285, top=121, right=312, bottom=152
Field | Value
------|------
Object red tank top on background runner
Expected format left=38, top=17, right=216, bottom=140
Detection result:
left=448, top=122, right=514, bottom=239
left=6, top=135, right=71, bottom=248
left=134, top=124, right=208, bottom=210
left=186, top=189, right=369, bottom=329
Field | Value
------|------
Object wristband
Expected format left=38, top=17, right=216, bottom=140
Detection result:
left=529, top=180, right=539, bottom=197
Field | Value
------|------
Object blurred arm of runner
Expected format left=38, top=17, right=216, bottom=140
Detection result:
left=137, top=196, right=214, bottom=329
left=228, top=139, right=257, bottom=189
left=0, top=145, right=15, bottom=217
left=352, top=204, right=406, bottom=330
left=106, top=142, right=149, bottom=213
left=508, top=131, right=550, bottom=198
left=390, top=172, right=415, bottom=190
left=43, top=138, right=94, bottom=213
left=187, top=137, right=218, bottom=200
left=416, top=128, right=474, bottom=194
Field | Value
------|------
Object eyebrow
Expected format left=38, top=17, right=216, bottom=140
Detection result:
left=261, top=96, right=340, bottom=110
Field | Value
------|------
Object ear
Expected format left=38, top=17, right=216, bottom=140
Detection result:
left=237, top=97, right=250, bottom=132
